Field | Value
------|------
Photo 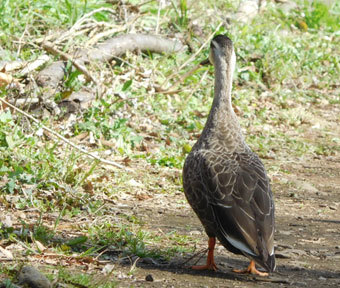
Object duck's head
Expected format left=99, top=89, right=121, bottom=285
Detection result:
left=209, top=35, right=236, bottom=73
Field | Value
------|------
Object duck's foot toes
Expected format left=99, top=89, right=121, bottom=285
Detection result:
left=232, top=268, right=268, bottom=276
left=191, top=263, right=218, bottom=271
left=232, top=261, right=269, bottom=277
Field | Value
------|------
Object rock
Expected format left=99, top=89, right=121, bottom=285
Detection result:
left=234, top=0, right=261, bottom=23
left=277, top=244, right=294, bottom=250
left=18, top=266, right=51, bottom=288
left=293, top=180, right=318, bottom=193
left=189, top=230, right=202, bottom=236
left=277, top=0, right=298, bottom=13
left=275, top=252, right=291, bottom=259
left=290, top=249, right=307, bottom=256
left=290, top=260, right=308, bottom=271
left=140, top=257, right=159, bottom=265
left=102, top=264, right=115, bottom=275
left=145, top=274, right=154, bottom=282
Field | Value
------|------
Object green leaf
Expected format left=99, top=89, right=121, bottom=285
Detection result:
left=0, top=110, right=12, bottom=123
left=122, top=79, right=133, bottom=91
left=182, top=143, right=192, bottom=153
left=6, top=178, right=16, bottom=194
left=66, top=236, right=88, bottom=246
left=5, top=135, right=14, bottom=148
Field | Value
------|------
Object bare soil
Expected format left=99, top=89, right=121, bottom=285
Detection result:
left=101, top=103, right=340, bottom=287
left=111, top=158, right=340, bottom=287
left=2, top=142, right=340, bottom=288
left=2, top=100, right=339, bottom=288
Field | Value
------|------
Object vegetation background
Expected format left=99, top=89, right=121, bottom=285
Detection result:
left=0, top=0, right=339, bottom=287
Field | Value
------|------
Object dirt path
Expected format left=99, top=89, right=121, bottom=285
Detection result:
left=99, top=153, right=339, bottom=287
left=2, top=122, right=339, bottom=288
left=2, top=97, right=339, bottom=288
left=104, top=100, right=340, bottom=287
left=1, top=122, right=339, bottom=288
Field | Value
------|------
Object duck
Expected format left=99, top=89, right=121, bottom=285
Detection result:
left=182, top=35, right=275, bottom=276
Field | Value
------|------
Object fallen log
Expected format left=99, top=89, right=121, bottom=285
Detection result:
left=39, top=33, right=185, bottom=91
left=35, top=33, right=185, bottom=112
left=81, top=33, right=185, bottom=63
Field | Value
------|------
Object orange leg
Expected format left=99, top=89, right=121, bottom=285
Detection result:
left=233, top=260, right=268, bottom=276
left=191, top=237, right=218, bottom=271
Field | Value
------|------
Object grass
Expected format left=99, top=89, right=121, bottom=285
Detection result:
left=0, top=0, right=340, bottom=285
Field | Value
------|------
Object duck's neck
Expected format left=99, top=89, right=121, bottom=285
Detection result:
left=200, top=52, right=246, bottom=152
left=211, top=56, right=234, bottom=115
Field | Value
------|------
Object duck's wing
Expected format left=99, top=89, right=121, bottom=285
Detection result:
left=204, top=152, right=275, bottom=271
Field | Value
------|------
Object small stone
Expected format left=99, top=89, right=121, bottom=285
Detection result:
left=329, top=206, right=337, bottom=210
left=277, top=244, right=294, bottom=250
left=275, top=252, right=291, bottom=259
left=141, top=257, right=159, bottom=265
left=294, top=180, right=318, bottom=193
left=102, top=264, right=115, bottom=275
left=18, top=266, right=51, bottom=288
left=145, top=274, right=154, bottom=282
left=319, top=204, right=327, bottom=208
left=279, top=230, right=292, bottom=236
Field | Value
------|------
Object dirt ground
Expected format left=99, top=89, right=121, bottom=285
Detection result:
left=2, top=136, right=340, bottom=288
left=105, top=155, right=340, bottom=287
left=102, top=102, right=340, bottom=287
left=1, top=100, right=339, bottom=288
left=3, top=156, right=339, bottom=288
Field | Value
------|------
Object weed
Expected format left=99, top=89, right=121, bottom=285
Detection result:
left=0, top=0, right=339, bottom=285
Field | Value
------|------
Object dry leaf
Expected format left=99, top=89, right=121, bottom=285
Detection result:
left=136, top=193, right=152, bottom=201
left=0, top=72, right=13, bottom=86
left=0, top=246, right=14, bottom=260
left=128, top=179, right=143, bottom=188
left=83, top=181, right=94, bottom=194
left=2, top=215, right=12, bottom=227
left=35, top=240, right=46, bottom=252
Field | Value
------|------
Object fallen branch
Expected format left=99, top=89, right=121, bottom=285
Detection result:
left=8, top=98, right=39, bottom=106
left=0, top=60, right=26, bottom=72
left=0, top=97, right=128, bottom=170
left=20, top=55, right=50, bottom=75
left=39, top=34, right=184, bottom=90
left=42, top=42, right=98, bottom=85
left=37, top=33, right=185, bottom=107
left=81, top=33, right=185, bottom=63
left=36, top=60, right=66, bottom=89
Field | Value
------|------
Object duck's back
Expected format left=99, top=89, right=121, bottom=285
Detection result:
left=183, top=144, right=275, bottom=271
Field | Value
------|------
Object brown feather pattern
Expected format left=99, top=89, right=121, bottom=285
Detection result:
left=183, top=35, right=275, bottom=272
